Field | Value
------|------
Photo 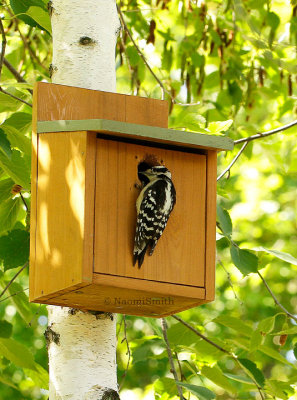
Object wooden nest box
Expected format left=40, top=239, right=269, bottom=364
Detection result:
left=30, top=83, right=233, bottom=317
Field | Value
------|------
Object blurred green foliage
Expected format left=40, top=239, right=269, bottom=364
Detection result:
left=0, top=0, right=297, bottom=399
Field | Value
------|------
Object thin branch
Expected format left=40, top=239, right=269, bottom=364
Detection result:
left=14, top=16, right=47, bottom=71
left=0, top=288, right=29, bottom=303
left=217, top=259, right=243, bottom=305
left=172, top=315, right=230, bottom=355
left=0, top=87, right=32, bottom=107
left=28, top=304, right=42, bottom=327
left=257, top=271, right=297, bottom=323
left=119, top=315, right=131, bottom=390
left=20, top=192, right=29, bottom=212
left=3, top=58, right=33, bottom=94
left=174, top=101, right=201, bottom=106
left=0, top=17, right=7, bottom=81
left=175, top=351, right=186, bottom=381
left=0, top=262, right=29, bottom=299
left=217, top=141, right=248, bottom=181
left=161, top=318, right=184, bottom=400
left=234, top=120, right=297, bottom=145
left=3, top=58, right=27, bottom=83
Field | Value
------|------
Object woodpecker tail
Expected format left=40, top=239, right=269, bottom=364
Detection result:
left=148, top=240, right=158, bottom=256
left=133, top=244, right=149, bottom=268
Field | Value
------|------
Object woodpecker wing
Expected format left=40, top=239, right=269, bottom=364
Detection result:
left=133, top=178, right=176, bottom=268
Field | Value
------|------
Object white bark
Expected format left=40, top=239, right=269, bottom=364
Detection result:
left=47, top=308, right=118, bottom=400
left=51, top=0, right=120, bottom=91
left=48, top=1, right=120, bottom=399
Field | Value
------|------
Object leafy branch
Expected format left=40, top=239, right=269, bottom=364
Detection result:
left=117, top=4, right=202, bottom=107
left=234, top=120, right=297, bottom=145
left=217, top=141, right=248, bottom=181
left=172, top=315, right=265, bottom=399
left=257, top=271, right=297, bottom=323
left=117, top=3, right=167, bottom=100
left=218, top=120, right=297, bottom=181
left=3, top=58, right=33, bottom=94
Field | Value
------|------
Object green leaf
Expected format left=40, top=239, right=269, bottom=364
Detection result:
left=0, top=338, right=36, bottom=370
left=10, top=0, right=49, bottom=30
left=0, top=129, right=12, bottom=159
left=154, top=377, right=178, bottom=397
left=266, top=379, right=294, bottom=400
left=217, top=205, right=232, bottom=236
left=224, top=373, right=254, bottom=385
left=126, top=46, right=140, bottom=67
left=214, top=315, right=253, bottom=337
left=0, top=178, right=14, bottom=203
left=26, top=6, right=51, bottom=33
left=238, top=358, right=265, bottom=388
left=4, top=112, right=32, bottom=134
left=258, top=345, right=294, bottom=366
left=274, top=326, right=297, bottom=335
left=0, top=321, right=13, bottom=338
left=250, top=330, right=263, bottom=351
left=0, top=375, right=18, bottom=389
left=230, top=245, right=258, bottom=275
left=177, top=382, right=215, bottom=400
left=294, top=343, right=297, bottom=360
left=0, top=149, right=30, bottom=188
left=24, top=363, right=49, bottom=389
left=0, top=197, right=23, bottom=234
left=254, top=247, right=297, bottom=266
left=201, top=365, right=236, bottom=394
left=193, top=338, right=227, bottom=362
left=167, top=322, right=200, bottom=346
left=208, top=120, right=233, bottom=134
left=258, top=316, right=276, bottom=334
left=145, top=318, right=163, bottom=338
left=267, top=11, right=280, bottom=30
left=180, top=113, right=209, bottom=133
left=0, top=92, right=22, bottom=112
left=4, top=282, right=32, bottom=324
left=0, top=229, right=30, bottom=270
left=2, top=125, right=31, bottom=156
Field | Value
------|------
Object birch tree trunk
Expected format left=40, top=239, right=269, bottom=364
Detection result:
left=46, top=1, right=120, bottom=399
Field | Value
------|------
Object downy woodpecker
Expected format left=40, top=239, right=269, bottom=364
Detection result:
left=133, top=155, right=176, bottom=268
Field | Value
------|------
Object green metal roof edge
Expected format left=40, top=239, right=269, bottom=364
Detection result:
left=37, top=119, right=234, bottom=151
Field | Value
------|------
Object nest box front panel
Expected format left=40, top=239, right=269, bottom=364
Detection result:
left=94, top=137, right=207, bottom=287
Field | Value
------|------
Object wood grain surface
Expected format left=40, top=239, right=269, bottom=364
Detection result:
left=94, top=138, right=207, bottom=288
left=35, top=82, right=168, bottom=127
left=31, top=131, right=94, bottom=299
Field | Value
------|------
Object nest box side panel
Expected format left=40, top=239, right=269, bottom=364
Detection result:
left=94, top=138, right=207, bottom=288
left=205, top=150, right=217, bottom=300
left=30, top=131, right=95, bottom=301
left=29, top=89, right=38, bottom=300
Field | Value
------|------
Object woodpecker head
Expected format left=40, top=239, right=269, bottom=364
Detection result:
left=138, top=155, right=171, bottom=185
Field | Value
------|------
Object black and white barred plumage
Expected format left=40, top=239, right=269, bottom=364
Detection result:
left=133, top=158, right=176, bottom=268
